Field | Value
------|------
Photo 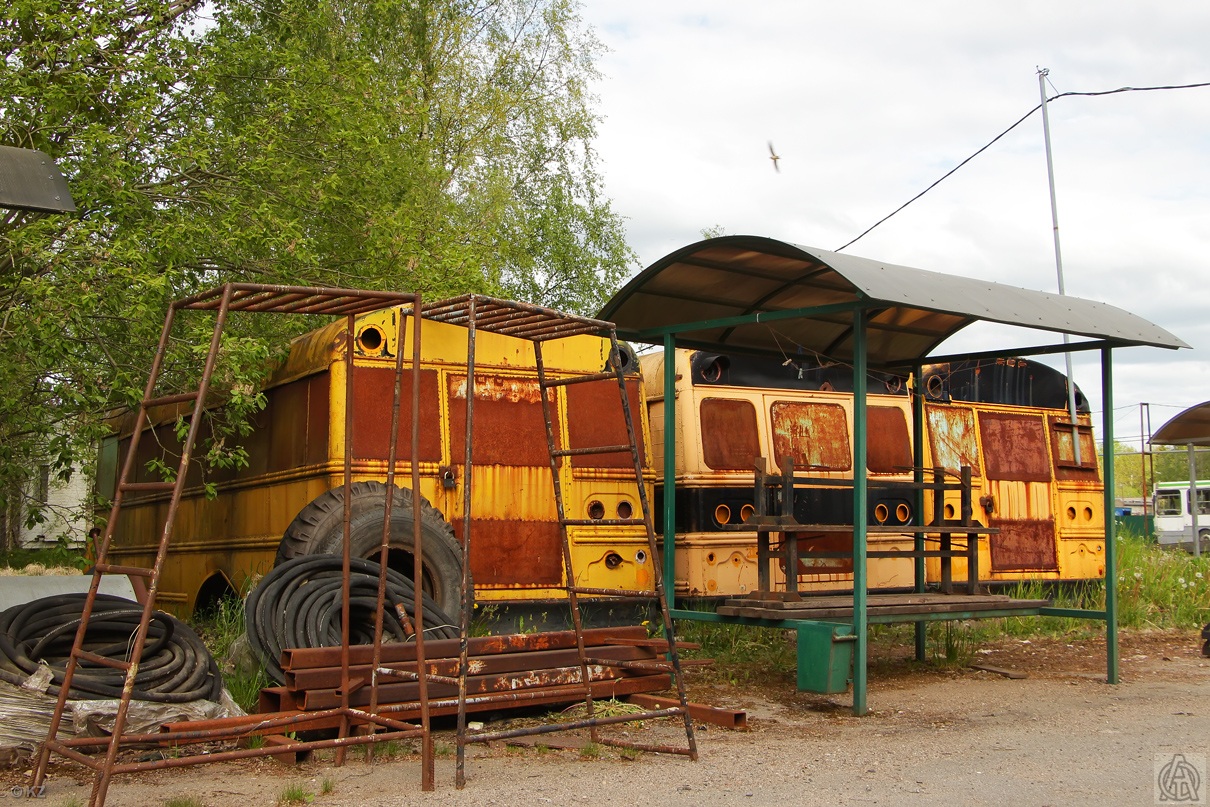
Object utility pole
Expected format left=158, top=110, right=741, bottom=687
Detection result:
left=1038, top=67, right=1083, bottom=465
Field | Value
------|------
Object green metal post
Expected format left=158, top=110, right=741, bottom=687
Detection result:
left=852, top=310, right=868, bottom=715
left=912, top=363, right=927, bottom=662
left=663, top=334, right=677, bottom=600
left=1102, top=347, right=1119, bottom=684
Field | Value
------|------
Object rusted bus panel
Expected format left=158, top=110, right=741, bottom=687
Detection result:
left=988, top=517, right=1059, bottom=571
left=770, top=401, right=851, bottom=471
left=699, top=398, right=760, bottom=470
left=349, top=368, right=442, bottom=462
left=867, top=405, right=912, bottom=474
left=455, top=518, right=563, bottom=586
left=979, top=412, right=1052, bottom=483
left=1054, top=489, right=1105, bottom=533
left=925, top=405, right=981, bottom=476
left=672, top=536, right=758, bottom=597
left=671, top=532, right=914, bottom=597
left=985, top=479, right=1053, bottom=522
left=788, top=534, right=854, bottom=575
left=565, top=379, right=647, bottom=469
left=446, top=373, right=556, bottom=468
left=1047, top=414, right=1100, bottom=481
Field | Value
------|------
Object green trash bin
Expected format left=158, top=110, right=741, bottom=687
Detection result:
left=796, top=621, right=856, bottom=693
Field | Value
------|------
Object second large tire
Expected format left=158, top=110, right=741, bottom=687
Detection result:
left=275, top=481, right=464, bottom=618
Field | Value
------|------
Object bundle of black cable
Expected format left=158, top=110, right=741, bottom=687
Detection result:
left=0, top=593, right=223, bottom=702
left=244, top=555, right=460, bottom=684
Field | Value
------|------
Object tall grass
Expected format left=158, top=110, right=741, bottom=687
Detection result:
left=1115, top=530, right=1210, bottom=629
left=671, top=532, right=1210, bottom=679
left=192, top=594, right=270, bottom=714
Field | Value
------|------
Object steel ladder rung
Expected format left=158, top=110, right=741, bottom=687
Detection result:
left=551, top=444, right=632, bottom=458
left=539, top=371, right=616, bottom=388
left=92, top=563, right=155, bottom=577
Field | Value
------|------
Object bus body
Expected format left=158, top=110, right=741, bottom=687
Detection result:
left=99, top=306, right=653, bottom=617
left=99, top=305, right=1106, bottom=617
left=1152, top=481, right=1210, bottom=551
left=642, top=349, right=1106, bottom=597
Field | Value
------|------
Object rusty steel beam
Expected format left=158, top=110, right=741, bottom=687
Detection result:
left=279, top=625, right=649, bottom=671
left=625, top=694, right=748, bottom=730
left=379, top=674, right=672, bottom=720
left=462, top=707, right=686, bottom=747
left=287, top=645, right=657, bottom=691
left=301, top=662, right=642, bottom=711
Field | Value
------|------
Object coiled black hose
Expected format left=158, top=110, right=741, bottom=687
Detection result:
left=0, top=593, right=223, bottom=702
left=244, top=555, right=460, bottom=684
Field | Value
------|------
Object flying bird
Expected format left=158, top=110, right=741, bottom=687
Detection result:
left=768, top=141, right=780, bottom=172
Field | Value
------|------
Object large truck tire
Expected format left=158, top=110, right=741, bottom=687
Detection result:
left=275, top=481, right=464, bottom=618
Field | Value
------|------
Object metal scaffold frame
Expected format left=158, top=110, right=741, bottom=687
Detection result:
left=418, top=295, right=698, bottom=787
left=32, top=284, right=438, bottom=805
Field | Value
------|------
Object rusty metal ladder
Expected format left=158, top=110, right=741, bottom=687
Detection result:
left=421, top=296, right=697, bottom=787
left=32, top=284, right=433, bottom=806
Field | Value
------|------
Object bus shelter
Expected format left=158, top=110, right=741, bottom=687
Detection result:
left=599, top=235, right=1186, bottom=714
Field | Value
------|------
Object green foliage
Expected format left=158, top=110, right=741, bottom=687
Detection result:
left=276, top=782, right=313, bottom=805
left=0, top=542, right=88, bottom=570
left=191, top=592, right=272, bottom=713
left=1, top=0, right=633, bottom=534
left=1113, top=443, right=1210, bottom=500
left=320, top=777, right=335, bottom=796
left=673, top=608, right=796, bottom=686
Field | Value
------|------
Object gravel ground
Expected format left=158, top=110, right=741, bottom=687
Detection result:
left=22, top=630, right=1210, bottom=807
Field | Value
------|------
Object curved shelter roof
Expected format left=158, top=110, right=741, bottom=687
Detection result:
left=599, top=235, right=1187, bottom=367
left=1151, top=402, right=1210, bottom=447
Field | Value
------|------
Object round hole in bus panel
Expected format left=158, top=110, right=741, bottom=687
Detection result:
left=896, top=503, right=911, bottom=523
left=1067, top=506, right=1077, bottom=520
left=699, top=355, right=729, bottom=383
left=874, top=503, right=889, bottom=523
left=617, top=500, right=633, bottom=520
left=357, top=325, right=385, bottom=353
left=740, top=504, right=755, bottom=522
left=604, top=552, right=623, bottom=569
left=714, top=504, right=732, bottom=526
left=706, top=552, right=716, bottom=563
left=635, top=550, right=647, bottom=564
left=587, top=500, right=606, bottom=520
left=944, top=504, right=955, bottom=519
left=1083, top=507, right=1094, bottom=521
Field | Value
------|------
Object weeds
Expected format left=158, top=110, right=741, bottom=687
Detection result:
left=320, top=777, right=335, bottom=796
left=579, top=741, right=602, bottom=760
left=276, top=782, right=313, bottom=805
left=164, top=797, right=206, bottom=807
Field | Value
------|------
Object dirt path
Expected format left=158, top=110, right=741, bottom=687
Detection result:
left=27, top=630, right=1210, bottom=806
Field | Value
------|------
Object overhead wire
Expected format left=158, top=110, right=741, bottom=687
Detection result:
left=836, top=81, right=1210, bottom=252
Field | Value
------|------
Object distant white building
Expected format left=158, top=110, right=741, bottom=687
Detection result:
left=17, top=462, right=89, bottom=548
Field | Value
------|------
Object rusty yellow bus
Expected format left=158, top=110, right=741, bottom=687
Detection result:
left=98, top=306, right=654, bottom=617
left=642, top=349, right=1104, bottom=598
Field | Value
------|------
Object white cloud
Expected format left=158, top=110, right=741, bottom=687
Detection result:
left=581, top=0, right=1210, bottom=432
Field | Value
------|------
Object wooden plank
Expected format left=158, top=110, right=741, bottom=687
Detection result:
left=721, top=593, right=1012, bottom=610
left=970, top=663, right=1028, bottom=679
left=718, top=598, right=1051, bottom=621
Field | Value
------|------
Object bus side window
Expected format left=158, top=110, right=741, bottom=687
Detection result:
left=1192, top=488, right=1210, bottom=516
left=1156, top=490, right=1182, bottom=516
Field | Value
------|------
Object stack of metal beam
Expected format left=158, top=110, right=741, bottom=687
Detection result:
left=258, top=625, right=690, bottom=718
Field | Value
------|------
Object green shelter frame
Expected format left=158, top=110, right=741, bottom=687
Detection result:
left=600, top=235, right=1187, bottom=715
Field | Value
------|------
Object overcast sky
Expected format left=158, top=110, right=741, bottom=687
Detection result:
left=579, top=1, right=1210, bottom=448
